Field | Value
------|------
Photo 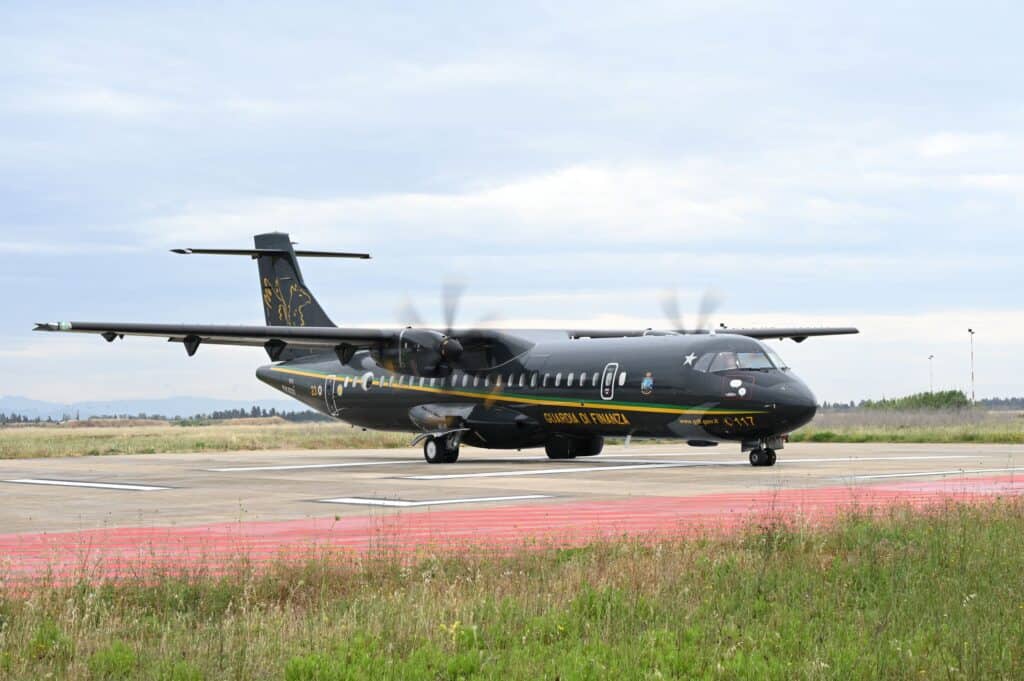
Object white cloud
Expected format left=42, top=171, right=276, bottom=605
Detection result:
left=959, top=173, right=1024, bottom=193
left=917, top=132, right=1007, bottom=158
left=141, top=163, right=761, bottom=246
left=10, top=88, right=172, bottom=117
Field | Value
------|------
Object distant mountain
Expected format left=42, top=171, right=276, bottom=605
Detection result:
left=0, top=396, right=306, bottom=420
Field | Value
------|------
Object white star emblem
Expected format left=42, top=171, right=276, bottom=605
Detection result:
left=684, top=353, right=697, bottom=366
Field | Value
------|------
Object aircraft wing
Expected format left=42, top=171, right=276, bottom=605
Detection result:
left=33, top=321, right=534, bottom=363
left=34, top=321, right=393, bottom=360
left=567, top=327, right=859, bottom=343
left=714, top=327, right=859, bottom=342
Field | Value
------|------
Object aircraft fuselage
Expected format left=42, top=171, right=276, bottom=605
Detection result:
left=256, top=333, right=817, bottom=450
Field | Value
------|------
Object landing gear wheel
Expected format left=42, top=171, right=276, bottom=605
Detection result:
left=749, top=448, right=777, bottom=467
left=423, top=437, right=444, bottom=464
left=441, top=435, right=460, bottom=464
left=545, top=439, right=576, bottom=460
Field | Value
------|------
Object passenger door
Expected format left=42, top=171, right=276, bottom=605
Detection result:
left=600, top=362, right=619, bottom=401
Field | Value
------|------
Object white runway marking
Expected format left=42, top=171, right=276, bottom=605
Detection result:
left=319, top=495, right=551, bottom=507
left=5, top=479, right=169, bottom=491
left=842, top=468, right=1024, bottom=481
left=404, top=462, right=697, bottom=480
left=785, top=455, right=980, bottom=463
left=404, top=455, right=984, bottom=480
left=208, top=461, right=412, bottom=472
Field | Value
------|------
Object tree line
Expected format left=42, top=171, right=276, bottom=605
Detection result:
left=0, top=406, right=331, bottom=425
left=822, top=391, right=1024, bottom=411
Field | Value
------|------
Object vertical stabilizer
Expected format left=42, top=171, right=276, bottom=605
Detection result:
left=254, top=233, right=334, bottom=328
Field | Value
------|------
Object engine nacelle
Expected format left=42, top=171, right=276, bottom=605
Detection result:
left=372, top=328, right=463, bottom=376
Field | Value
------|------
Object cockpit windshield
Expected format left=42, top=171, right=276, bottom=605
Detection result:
left=693, top=350, right=778, bottom=373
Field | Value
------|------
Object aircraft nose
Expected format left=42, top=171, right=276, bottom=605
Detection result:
left=774, top=378, right=817, bottom=430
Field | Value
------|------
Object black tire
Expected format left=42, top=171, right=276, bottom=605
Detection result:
left=749, top=449, right=763, bottom=466
left=545, top=439, right=576, bottom=460
left=423, top=437, right=444, bottom=464
left=442, top=437, right=460, bottom=464
left=576, top=436, right=604, bottom=457
left=767, top=450, right=777, bottom=466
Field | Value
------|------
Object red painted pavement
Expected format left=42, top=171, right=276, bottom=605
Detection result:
left=2, top=475, right=1022, bottom=585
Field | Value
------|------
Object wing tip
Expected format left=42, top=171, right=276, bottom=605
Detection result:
left=34, top=322, right=69, bottom=331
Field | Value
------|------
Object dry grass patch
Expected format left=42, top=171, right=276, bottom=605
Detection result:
left=0, top=422, right=408, bottom=459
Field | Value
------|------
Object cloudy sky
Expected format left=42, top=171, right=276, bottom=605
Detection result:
left=2, top=1, right=1021, bottom=404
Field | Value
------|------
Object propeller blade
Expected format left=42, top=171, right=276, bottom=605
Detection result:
left=441, top=279, right=466, bottom=335
left=695, top=291, right=723, bottom=332
left=660, top=289, right=685, bottom=332
left=396, top=297, right=424, bottom=328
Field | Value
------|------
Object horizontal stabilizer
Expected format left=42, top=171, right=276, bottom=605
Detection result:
left=171, top=248, right=370, bottom=259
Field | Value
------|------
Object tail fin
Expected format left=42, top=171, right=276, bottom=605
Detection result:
left=254, top=232, right=335, bottom=327
left=172, top=232, right=370, bottom=329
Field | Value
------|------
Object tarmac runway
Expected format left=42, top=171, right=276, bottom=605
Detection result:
left=2, top=442, right=1023, bottom=582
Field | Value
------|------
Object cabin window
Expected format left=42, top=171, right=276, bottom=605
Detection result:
left=618, top=372, right=627, bottom=387
left=530, top=372, right=538, bottom=388
left=485, top=375, right=491, bottom=387
left=430, top=377, right=436, bottom=387
left=518, top=374, right=526, bottom=387
left=567, top=372, right=575, bottom=387
left=543, top=373, right=550, bottom=387
left=473, top=375, right=480, bottom=387
left=592, top=372, right=599, bottom=386
left=496, top=375, right=502, bottom=388
left=398, top=375, right=405, bottom=385
left=555, top=373, right=562, bottom=387
left=462, top=374, right=469, bottom=388
left=579, top=373, right=587, bottom=388
left=419, top=377, right=425, bottom=387
left=389, top=376, right=395, bottom=387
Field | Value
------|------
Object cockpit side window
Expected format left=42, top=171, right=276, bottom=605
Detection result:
left=693, top=353, right=715, bottom=373
left=763, top=345, right=789, bottom=370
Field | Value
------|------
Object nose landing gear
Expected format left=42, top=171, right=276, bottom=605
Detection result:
left=745, top=437, right=782, bottom=467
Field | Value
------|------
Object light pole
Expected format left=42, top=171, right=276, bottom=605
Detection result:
left=968, top=329, right=976, bottom=405
left=928, top=354, right=934, bottom=394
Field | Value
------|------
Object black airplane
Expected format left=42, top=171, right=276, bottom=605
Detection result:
left=36, top=233, right=857, bottom=467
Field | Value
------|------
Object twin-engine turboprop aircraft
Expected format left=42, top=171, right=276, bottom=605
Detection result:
left=36, top=233, right=857, bottom=467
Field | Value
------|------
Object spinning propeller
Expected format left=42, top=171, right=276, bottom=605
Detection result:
left=660, top=289, right=723, bottom=335
left=392, top=280, right=481, bottom=374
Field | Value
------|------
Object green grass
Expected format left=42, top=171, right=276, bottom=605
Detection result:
left=792, top=409, right=1024, bottom=444
left=3, top=501, right=1024, bottom=679
left=790, top=427, right=1024, bottom=444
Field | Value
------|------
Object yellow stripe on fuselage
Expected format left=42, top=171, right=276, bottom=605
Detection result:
left=267, top=366, right=764, bottom=417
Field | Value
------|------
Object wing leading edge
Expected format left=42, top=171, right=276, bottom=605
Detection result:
left=567, top=327, right=859, bottom=342
left=32, top=321, right=530, bottom=363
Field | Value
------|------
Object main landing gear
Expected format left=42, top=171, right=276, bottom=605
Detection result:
left=545, top=436, right=604, bottom=460
left=423, top=434, right=460, bottom=464
left=748, top=448, right=777, bottom=467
